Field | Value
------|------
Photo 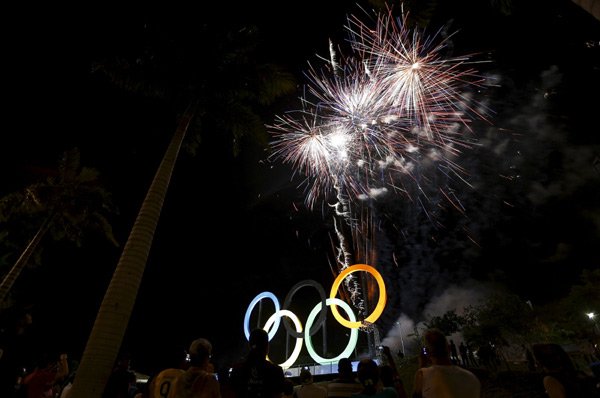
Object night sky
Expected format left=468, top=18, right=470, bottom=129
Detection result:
left=1, top=0, right=599, bottom=375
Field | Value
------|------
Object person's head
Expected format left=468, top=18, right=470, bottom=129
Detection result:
left=116, top=351, right=131, bottom=368
left=337, top=357, right=353, bottom=377
left=379, top=364, right=393, bottom=387
left=35, top=353, right=54, bottom=371
left=249, top=328, right=269, bottom=357
left=423, top=328, right=450, bottom=359
left=283, top=378, right=295, bottom=396
left=356, top=358, right=379, bottom=395
left=532, top=343, right=574, bottom=373
left=189, top=338, right=212, bottom=367
left=300, top=369, right=313, bottom=385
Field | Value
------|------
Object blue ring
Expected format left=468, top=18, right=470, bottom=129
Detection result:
left=244, top=292, right=281, bottom=341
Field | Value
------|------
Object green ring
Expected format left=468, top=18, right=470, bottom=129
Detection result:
left=304, top=298, right=359, bottom=365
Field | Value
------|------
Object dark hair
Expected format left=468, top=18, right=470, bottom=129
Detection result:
left=379, top=364, right=394, bottom=387
left=533, top=343, right=599, bottom=396
left=338, top=358, right=353, bottom=374
left=300, top=369, right=312, bottom=384
left=283, top=379, right=294, bottom=395
left=532, top=343, right=574, bottom=373
left=423, top=328, right=449, bottom=358
left=249, top=329, right=269, bottom=351
left=356, top=359, right=379, bottom=396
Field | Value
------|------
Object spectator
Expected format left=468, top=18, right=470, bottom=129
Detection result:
left=413, top=328, right=480, bottom=398
left=476, top=343, right=493, bottom=371
left=378, top=347, right=406, bottom=398
left=148, top=345, right=189, bottom=398
left=327, top=358, right=362, bottom=398
left=217, top=367, right=235, bottom=398
left=466, top=343, right=478, bottom=368
left=170, top=338, right=220, bottom=398
left=448, top=341, right=459, bottom=365
left=459, top=342, right=470, bottom=367
left=350, top=359, right=397, bottom=398
left=532, top=343, right=600, bottom=398
left=59, top=372, right=76, bottom=398
left=230, top=329, right=285, bottom=398
left=0, top=306, right=36, bottom=398
left=282, top=379, right=295, bottom=398
left=295, top=369, right=326, bottom=398
left=103, top=351, right=136, bottom=398
left=23, top=353, right=69, bottom=398
left=521, top=344, right=535, bottom=372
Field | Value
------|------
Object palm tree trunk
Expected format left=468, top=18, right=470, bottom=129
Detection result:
left=571, top=0, right=600, bottom=21
left=0, top=214, right=54, bottom=304
left=70, top=98, right=198, bottom=398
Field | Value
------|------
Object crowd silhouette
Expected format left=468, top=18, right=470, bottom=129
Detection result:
left=1, top=317, right=600, bottom=398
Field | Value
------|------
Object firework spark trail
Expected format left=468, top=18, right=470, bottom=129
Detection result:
left=268, top=8, right=492, bottom=316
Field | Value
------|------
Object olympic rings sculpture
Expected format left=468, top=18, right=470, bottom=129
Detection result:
left=243, top=264, right=386, bottom=368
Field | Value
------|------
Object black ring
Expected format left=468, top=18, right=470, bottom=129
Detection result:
left=282, top=279, right=327, bottom=338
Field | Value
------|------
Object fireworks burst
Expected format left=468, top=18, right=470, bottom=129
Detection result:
left=269, top=8, right=493, bottom=315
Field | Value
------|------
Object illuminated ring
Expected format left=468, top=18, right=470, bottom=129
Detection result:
left=329, top=264, right=387, bottom=329
left=304, top=298, right=359, bottom=365
left=282, top=279, right=327, bottom=338
left=263, top=309, right=303, bottom=369
left=243, top=292, right=281, bottom=341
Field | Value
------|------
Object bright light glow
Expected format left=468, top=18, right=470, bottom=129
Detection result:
left=243, top=268, right=387, bottom=367
left=304, top=298, right=359, bottom=365
left=243, top=292, right=281, bottom=341
left=588, top=312, right=596, bottom=320
left=268, top=9, right=490, bottom=214
left=329, top=264, right=387, bottom=328
left=263, top=309, right=303, bottom=369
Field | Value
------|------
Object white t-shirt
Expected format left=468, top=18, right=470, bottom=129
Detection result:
left=296, top=382, right=328, bottom=398
left=421, top=365, right=480, bottom=398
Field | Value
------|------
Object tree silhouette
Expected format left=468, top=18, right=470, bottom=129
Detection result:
left=0, top=148, right=118, bottom=306
left=70, top=15, right=296, bottom=398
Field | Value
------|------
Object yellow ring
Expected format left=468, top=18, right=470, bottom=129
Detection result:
left=329, top=264, right=387, bottom=328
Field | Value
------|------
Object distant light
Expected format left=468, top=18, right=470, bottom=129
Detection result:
left=587, top=312, right=596, bottom=320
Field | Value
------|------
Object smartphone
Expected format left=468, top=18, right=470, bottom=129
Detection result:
left=377, top=346, right=384, bottom=351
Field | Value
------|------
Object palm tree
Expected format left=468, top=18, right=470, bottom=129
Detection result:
left=0, top=148, right=118, bottom=306
left=572, top=0, right=600, bottom=21
left=69, top=16, right=296, bottom=398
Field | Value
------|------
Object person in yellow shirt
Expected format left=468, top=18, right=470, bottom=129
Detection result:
left=149, top=346, right=189, bottom=398
left=170, top=338, right=221, bottom=398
